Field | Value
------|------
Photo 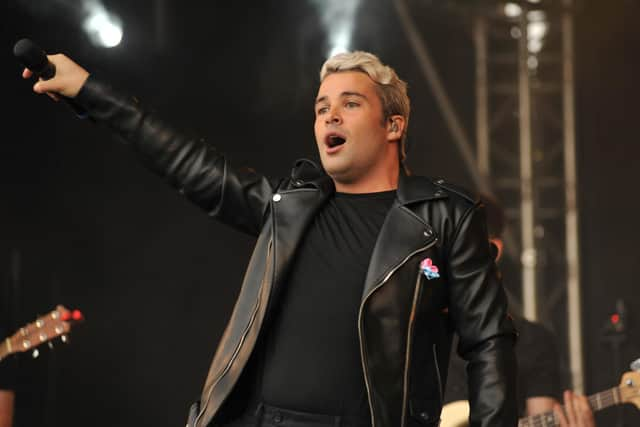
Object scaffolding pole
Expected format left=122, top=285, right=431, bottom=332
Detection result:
left=562, top=0, right=584, bottom=394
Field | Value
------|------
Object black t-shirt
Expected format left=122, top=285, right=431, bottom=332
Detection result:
left=257, top=190, right=396, bottom=416
left=443, top=316, right=562, bottom=417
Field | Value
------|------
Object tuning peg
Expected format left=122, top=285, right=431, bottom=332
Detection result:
left=61, top=335, right=68, bottom=343
left=48, top=341, right=54, bottom=349
left=71, top=309, right=84, bottom=321
left=32, top=349, right=40, bottom=359
left=631, top=358, right=640, bottom=372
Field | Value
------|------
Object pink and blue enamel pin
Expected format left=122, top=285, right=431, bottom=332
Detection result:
left=420, top=258, right=440, bottom=280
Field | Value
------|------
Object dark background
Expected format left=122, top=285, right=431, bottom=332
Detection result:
left=2, top=0, right=639, bottom=425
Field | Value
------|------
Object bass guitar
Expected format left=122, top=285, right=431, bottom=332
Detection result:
left=440, top=368, right=640, bottom=427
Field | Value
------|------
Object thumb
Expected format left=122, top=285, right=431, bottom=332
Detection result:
left=33, top=79, right=55, bottom=94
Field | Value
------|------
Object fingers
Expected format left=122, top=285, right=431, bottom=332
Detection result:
left=564, top=391, right=578, bottom=426
left=575, top=393, right=595, bottom=427
left=553, top=401, right=569, bottom=427
left=22, top=53, right=90, bottom=98
left=561, top=390, right=596, bottom=427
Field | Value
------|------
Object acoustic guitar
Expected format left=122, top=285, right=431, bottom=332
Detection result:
left=0, top=305, right=83, bottom=362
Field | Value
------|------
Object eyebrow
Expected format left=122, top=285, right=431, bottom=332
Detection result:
left=315, top=91, right=368, bottom=105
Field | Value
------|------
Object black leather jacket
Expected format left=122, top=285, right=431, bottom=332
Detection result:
left=76, top=76, right=517, bottom=427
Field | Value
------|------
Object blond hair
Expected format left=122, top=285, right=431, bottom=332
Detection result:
left=319, top=51, right=411, bottom=166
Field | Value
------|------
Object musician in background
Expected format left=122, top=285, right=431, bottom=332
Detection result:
left=443, top=193, right=595, bottom=427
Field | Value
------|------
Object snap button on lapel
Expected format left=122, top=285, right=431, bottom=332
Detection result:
left=272, top=194, right=282, bottom=202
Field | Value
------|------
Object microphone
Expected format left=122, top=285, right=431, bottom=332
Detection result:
left=13, top=38, right=88, bottom=118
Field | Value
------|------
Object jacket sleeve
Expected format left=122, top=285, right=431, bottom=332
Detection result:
left=445, top=202, right=518, bottom=427
left=74, top=75, right=278, bottom=236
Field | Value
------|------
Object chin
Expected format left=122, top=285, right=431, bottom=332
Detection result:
left=320, top=158, right=348, bottom=178
left=325, top=167, right=357, bottom=185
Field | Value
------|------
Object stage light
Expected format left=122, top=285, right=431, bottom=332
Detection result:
left=310, top=0, right=362, bottom=58
left=328, top=31, right=350, bottom=57
left=504, top=2, right=523, bottom=18
left=82, top=7, right=123, bottom=48
left=526, top=11, right=548, bottom=54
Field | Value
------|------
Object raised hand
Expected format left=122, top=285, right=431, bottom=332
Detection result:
left=24, top=53, right=90, bottom=99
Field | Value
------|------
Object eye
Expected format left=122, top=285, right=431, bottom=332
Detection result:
left=316, top=106, right=329, bottom=115
left=345, top=101, right=360, bottom=108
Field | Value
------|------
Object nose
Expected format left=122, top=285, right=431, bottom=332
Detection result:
left=325, top=107, right=342, bottom=125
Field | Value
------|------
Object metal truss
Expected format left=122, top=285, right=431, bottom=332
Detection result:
left=471, top=0, right=583, bottom=392
left=396, top=0, right=583, bottom=392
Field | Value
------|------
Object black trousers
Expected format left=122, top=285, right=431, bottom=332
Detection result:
left=221, top=402, right=370, bottom=427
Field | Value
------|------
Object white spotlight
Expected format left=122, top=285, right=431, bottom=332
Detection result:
left=504, top=3, right=523, bottom=18
left=82, top=8, right=123, bottom=48
left=329, top=29, right=351, bottom=58
left=329, top=45, right=349, bottom=58
left=310, top=0, right=362, bottom=58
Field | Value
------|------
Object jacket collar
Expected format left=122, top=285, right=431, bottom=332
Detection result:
left=291, top=159, right=448, bottom=204
left=396, top=170, right=448, bottom=206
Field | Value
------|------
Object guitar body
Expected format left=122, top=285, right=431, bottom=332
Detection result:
left=441, top=368, right=640, bottom=427
left=440, top=400, right=470, bottom=427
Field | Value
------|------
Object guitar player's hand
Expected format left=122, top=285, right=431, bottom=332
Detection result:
left=553, top=390, right=596, bottom=427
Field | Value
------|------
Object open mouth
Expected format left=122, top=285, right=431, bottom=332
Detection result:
left=326, top=133, right=346, bottom=148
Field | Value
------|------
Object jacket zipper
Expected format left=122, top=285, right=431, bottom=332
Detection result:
left=400, top=268, right=425, bottom=427
left=432, top=343, right=444, bottom=409
left=193, top=239, right=273, bottom=427
left=358, top=238, right=438, bottom=427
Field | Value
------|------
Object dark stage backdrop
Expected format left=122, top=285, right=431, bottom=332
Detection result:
left=2, top=1, right=639, bottom=426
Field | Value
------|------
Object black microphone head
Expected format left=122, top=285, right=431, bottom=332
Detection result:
left=14, top=38, right=55, bottom=79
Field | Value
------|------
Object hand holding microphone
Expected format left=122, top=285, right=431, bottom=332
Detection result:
left=14, top=38, right=90, bottom=116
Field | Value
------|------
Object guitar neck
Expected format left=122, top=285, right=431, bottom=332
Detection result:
left=588, top=386, right=622, bottom=411
left=519, top=387, right=621, bottom=427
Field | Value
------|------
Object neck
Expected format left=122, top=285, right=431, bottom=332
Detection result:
left=333, top=156, right=400, bottom=194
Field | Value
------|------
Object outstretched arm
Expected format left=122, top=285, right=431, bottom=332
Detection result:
left=19, top=51, right=277, bottom=235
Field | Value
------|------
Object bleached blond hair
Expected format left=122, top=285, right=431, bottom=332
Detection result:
left=319, top=51, right=411, bottom=166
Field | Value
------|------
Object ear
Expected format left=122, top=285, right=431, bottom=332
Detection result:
left=386, top=115, right=406, bottom=142
left=489, top=237, right=504, bottom=262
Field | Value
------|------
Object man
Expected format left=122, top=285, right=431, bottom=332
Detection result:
left=22, top=50, right=517, bottom=426
left=443, top=194, right=595, bottom=427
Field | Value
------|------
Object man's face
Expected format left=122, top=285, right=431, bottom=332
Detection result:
left=314, top=71, right=396, bottom=186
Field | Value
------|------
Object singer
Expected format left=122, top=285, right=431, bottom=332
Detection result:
left=20, top=49, right=517, bottom=427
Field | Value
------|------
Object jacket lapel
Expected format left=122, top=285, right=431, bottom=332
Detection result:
left=361, top=173, right=446, bottom=300
left=271, top=169, right=334, bottom=289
